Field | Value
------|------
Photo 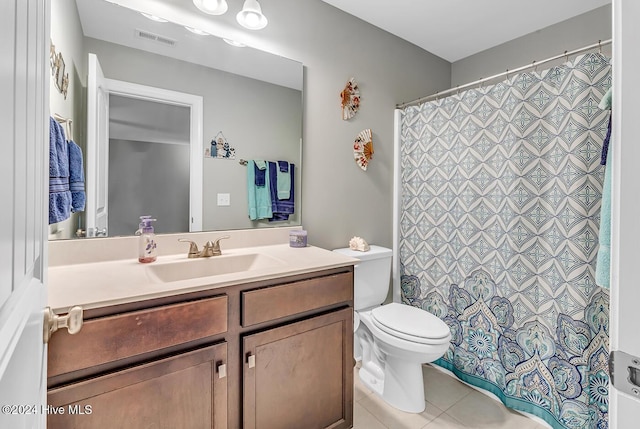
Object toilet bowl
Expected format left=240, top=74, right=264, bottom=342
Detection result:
left=333, top=246, right=452, bottom=413
left=356, top=303, right=450, bottom=413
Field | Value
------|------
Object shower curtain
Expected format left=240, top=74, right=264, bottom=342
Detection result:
left=399, top=53, right=610, bottom=429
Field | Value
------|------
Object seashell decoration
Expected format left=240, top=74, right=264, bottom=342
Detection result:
left=353, top=128, right=374, bottom=171
left=340, top=77, right=360, bottom=120
left=349, top=236, right=370, bottom=252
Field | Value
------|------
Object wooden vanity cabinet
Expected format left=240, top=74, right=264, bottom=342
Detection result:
left=243, top=308, right=353, bottom=429
left=47, top=295, right=229, bottom=429
left=47, top=266, right=354, bottom=429
left=48, top=342, right=228, bottom=429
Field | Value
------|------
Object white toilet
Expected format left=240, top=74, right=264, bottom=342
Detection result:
left=333, top=245, right=451, bottom=413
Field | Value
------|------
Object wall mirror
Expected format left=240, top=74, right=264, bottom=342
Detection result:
left=49, top=0, right=303, bottom=240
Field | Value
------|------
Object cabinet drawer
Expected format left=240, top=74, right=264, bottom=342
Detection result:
left=48, top=295, right=228, bottom=377
left=241, top=272, right=352, bottom=327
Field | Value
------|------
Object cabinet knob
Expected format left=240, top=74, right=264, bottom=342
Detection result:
left=43, top=306, right=83, bottom=343
left=217, top=363, right=227, bottom=379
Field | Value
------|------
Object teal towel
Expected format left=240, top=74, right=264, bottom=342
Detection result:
left=277, top=161, right=290, bottom=199
left=596, top=147, right=611, bottom=289
left=247, top=160, right=273, bottom=220
left=599, top=88, right=612, bottom=110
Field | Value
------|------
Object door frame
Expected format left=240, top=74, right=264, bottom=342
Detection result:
left=609, top=1, right=640, bottom=427
left=105, top=79, right=204, bottom=232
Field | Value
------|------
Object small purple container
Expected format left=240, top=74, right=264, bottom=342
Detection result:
left=289, top=230, right=308, bottom=247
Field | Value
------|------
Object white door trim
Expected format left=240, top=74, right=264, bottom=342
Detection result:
left=609, top=1, right=640, bottom=427
left=105, top=78, right=204, bottom=232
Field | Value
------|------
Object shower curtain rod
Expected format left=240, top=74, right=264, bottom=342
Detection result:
left=396, top=38, right=612, bottom=109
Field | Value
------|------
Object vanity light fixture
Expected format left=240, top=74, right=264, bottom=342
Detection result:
left=223, top=38, right=247, bottom=47
left=141, top=12, right=168, bottom=23
left=185, top=26, right=210, bottom=36
left=193, top=0, right=228, bottom=16
left=236, top=0, right=268, bottom=30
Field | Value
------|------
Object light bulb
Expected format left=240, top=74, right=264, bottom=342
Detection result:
left=193, top=0, right=228, bottom=15
left=236, top=0, right=268, bottom=30
left=202, top=0, right=218, bottom=9
left=244, top=12, right=260, bottom=28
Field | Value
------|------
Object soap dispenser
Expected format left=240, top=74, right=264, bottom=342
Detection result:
left=136, top=216, right=157, bottom=263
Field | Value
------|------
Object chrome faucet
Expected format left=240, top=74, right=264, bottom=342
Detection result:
left=178, top=236, right=230, bottom=258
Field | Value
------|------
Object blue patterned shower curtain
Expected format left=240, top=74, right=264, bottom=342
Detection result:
left=399, top=53, right=611, bottom=429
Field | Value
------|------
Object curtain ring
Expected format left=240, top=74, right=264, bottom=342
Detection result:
left=532, top=60, right=537, bottom=73
left=564, top=50, right=569, bottom=63
left=506, top=69, right=509, bottom=79
left=598, top=40, right=602, bottom=54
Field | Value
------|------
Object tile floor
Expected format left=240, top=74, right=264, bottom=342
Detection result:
left=353, top=363, right=551, bottom=429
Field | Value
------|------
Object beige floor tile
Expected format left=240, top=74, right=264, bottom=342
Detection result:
left=422, top=412, right=469, bottom=429
left=359, top=391, right=444, bottom=429
left=352, top=401, right=387, bottom=429
left=422, top=365, right=473, bottom=411
left=445, top=390, right=540, bottom=429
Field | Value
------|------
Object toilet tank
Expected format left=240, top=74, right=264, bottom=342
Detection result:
left=333, top=245, right=393, bottom=311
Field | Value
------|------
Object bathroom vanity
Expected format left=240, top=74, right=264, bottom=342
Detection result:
left=46, top=231, right=357, bottom=429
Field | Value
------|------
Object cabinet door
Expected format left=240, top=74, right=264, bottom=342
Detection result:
left=48, top=342, right=228, bottom=429
left=243, top=308, right=353, bottom=429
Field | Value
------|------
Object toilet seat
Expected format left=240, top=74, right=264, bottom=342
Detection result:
left=371, top=303, right=450, bottom=345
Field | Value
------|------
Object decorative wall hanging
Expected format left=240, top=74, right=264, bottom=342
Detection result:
left=340, top=77, right=360, bottom=120
left=50, top=41, right=69, bottom=100
left=353, top=128, right=373, bottom=171
left=206, top=131, right=236, bottom=159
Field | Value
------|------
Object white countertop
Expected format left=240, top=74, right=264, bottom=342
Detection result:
left=47, top=244, right=358, bottom=313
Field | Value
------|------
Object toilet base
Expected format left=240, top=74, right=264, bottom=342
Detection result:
left=381, top=356, right=425, bottom=413
left=358, top=357, right=426, bottom=413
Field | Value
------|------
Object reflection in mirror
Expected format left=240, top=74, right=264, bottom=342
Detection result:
left=49, top=0, right=303, bottom=240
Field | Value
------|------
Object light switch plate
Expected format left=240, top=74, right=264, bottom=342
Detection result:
left=217, top=193, right=230, bottom=206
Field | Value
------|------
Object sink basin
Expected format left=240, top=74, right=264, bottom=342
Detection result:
left=147, top=253, right=286, bottom=283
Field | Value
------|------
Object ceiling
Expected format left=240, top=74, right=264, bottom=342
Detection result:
left=321, top=0, right=611, bottom=62
left=81, top=0, right=303, bottom=89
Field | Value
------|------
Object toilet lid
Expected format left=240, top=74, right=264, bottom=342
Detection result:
left=371, top=303, right=450, bottom=344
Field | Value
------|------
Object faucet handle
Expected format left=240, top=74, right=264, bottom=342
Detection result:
left=178, top=239, right=200, bottom=258
left=210, top=235, right=231, bottom=256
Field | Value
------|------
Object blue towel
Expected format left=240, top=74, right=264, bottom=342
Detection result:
left=247, top=160, right=273, bottom=220
left=600, top=115, right=612, bottom=165
left=49, top=117, right=71, bottom=224
left=254, top=159, right=267, bottom=186
left=68, top=140, right=86, bottom=212
left=268, top=161, right=294, bottom=221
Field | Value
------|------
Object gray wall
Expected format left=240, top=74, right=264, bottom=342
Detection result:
left=109, top=138, right=190, bottom=236
left=84, top=37, right=303, bottom=232
left=451, top=5, right=612, bottom=86
left=258, top=0, right=451, bottom=250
